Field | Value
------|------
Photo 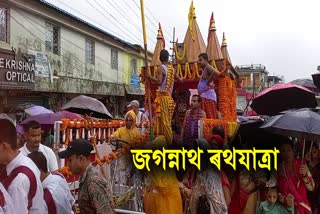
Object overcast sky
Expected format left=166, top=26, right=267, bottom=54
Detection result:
left=45, top=0, right=320, bottom=82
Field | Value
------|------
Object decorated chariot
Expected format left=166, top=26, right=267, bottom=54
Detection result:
left=54, top=2, right=240, bottom=213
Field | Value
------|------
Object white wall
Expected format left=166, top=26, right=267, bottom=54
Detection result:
left=5, top=7, right=132, bottom=86
left=236, top=95, right=246, bottom=111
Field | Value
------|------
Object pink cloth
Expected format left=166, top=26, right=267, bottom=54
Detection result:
left=228, top=175, right=251, bottom=214
left=278, top=159, right=311, bottom=214
left=212, top=135, right=224, bottom=148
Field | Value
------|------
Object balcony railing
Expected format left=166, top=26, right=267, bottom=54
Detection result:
left=235, top=64, right=266, bottom=70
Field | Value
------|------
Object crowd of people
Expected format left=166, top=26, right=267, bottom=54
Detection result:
left=0, top=48, right=320, bottom=214
left=121, top=49, right=320, bottom=214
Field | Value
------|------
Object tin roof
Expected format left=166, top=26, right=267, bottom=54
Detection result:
left=39, top=0, right=139, bottom=50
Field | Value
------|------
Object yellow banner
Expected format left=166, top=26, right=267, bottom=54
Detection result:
left=188, top=1, right=195, bottom=41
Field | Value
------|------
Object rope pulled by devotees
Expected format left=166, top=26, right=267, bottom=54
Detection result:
left=113, top=189, right=135, bottom=207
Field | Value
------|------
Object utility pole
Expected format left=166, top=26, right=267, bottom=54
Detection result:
left=169, top=27, right=176, bottom=63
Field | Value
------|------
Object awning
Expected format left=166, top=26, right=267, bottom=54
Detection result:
left=125, top=85, right=145, bottom=96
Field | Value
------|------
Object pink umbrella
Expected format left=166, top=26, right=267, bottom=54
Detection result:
left=16, top=124, right=24, bottom=135
left=20, top=111, right=83, bottom=125
left=251, top=83, right=317, bottom=115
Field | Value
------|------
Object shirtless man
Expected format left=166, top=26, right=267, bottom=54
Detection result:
left=197, top=53, right=221, bottom=119
left=146, top=49, right=183, bottom=143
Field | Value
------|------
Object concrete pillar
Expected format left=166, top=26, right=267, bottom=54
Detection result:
left=0, top=91, right=8, bottom=113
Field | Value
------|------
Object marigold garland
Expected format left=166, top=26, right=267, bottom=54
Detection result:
left=174, top=43, right=186, bottom=61
left=186, top=63, right=195, bottom=79
left=211, top=59, right=228, bottom=76
left=194, top=63, right=201, bottom=78
left=59, top=166, right=73, bottom=178
left=143, top=59, right=227, bottom=83
left=59, top=118, right=127, bottom=145
left=177, top=63, right=187, bottom=79
left=59, top=149, right=125, bottom=177
left=217, top=75, right=237, bottom=122
left=185, top=63, right=191, bottom=79
left=162, top=64, right=174, bottom=92
left=94, top=151, right=120, bottom=166
left=201, top=118, right=229, bottom=142
left=175, top=63, right=202, bottom=80
left=201, top=119, right=239, bottom=141
left=152, top=66, right=157, bottom=78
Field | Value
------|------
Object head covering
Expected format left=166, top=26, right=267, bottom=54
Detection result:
left=125, top=110, right=137, bottom=129
left=194, top=139, right=213, bottom=171
left=211, top=135, right=224, bottom=149
left=127, top=100, right=140, bottom=108
left=58, top=138, right=94, bottom=159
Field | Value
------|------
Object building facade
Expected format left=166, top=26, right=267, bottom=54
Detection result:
left=268, top=75, right=283, bottom=87
left=0, top=0, right=150, bottom=117
left=235, top=64, right=268, bottom=114
left=236, top=64, right=269, bottom=93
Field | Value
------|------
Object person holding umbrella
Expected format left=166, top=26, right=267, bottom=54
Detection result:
left=306, top=144, right=320, bottom=213
left=278, top=140, right=315, bottom=214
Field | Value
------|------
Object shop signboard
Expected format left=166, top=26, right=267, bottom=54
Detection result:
left=0, top=49, right=35, bottom=90
left=130, top=73, right=140, bottom=87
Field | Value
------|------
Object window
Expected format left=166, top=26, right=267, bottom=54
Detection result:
left=111, top=49, right=118, bottom=70
left=45, top=22, right=60, bottom=55
left=85, top=39, right=95, bottom=64
left=130, top=58, right=137, bottom=74
left=0, top=6, right=9, bottom=43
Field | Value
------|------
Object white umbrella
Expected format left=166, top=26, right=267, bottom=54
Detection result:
left=24, top=106, right=53, bottom=116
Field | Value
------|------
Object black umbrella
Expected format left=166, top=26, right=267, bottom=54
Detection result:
left=251, top=83, right=317, bottom=115
left=61, top=95, right=113, bottom=119
left=291, top=78, right=320, bottom=93
left=260, top=108, right=320, bottom=141
left=291, top=78, right=317, bottom=89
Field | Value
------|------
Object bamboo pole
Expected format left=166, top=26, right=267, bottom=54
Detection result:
left=140, top=0, right=154, bottom=141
